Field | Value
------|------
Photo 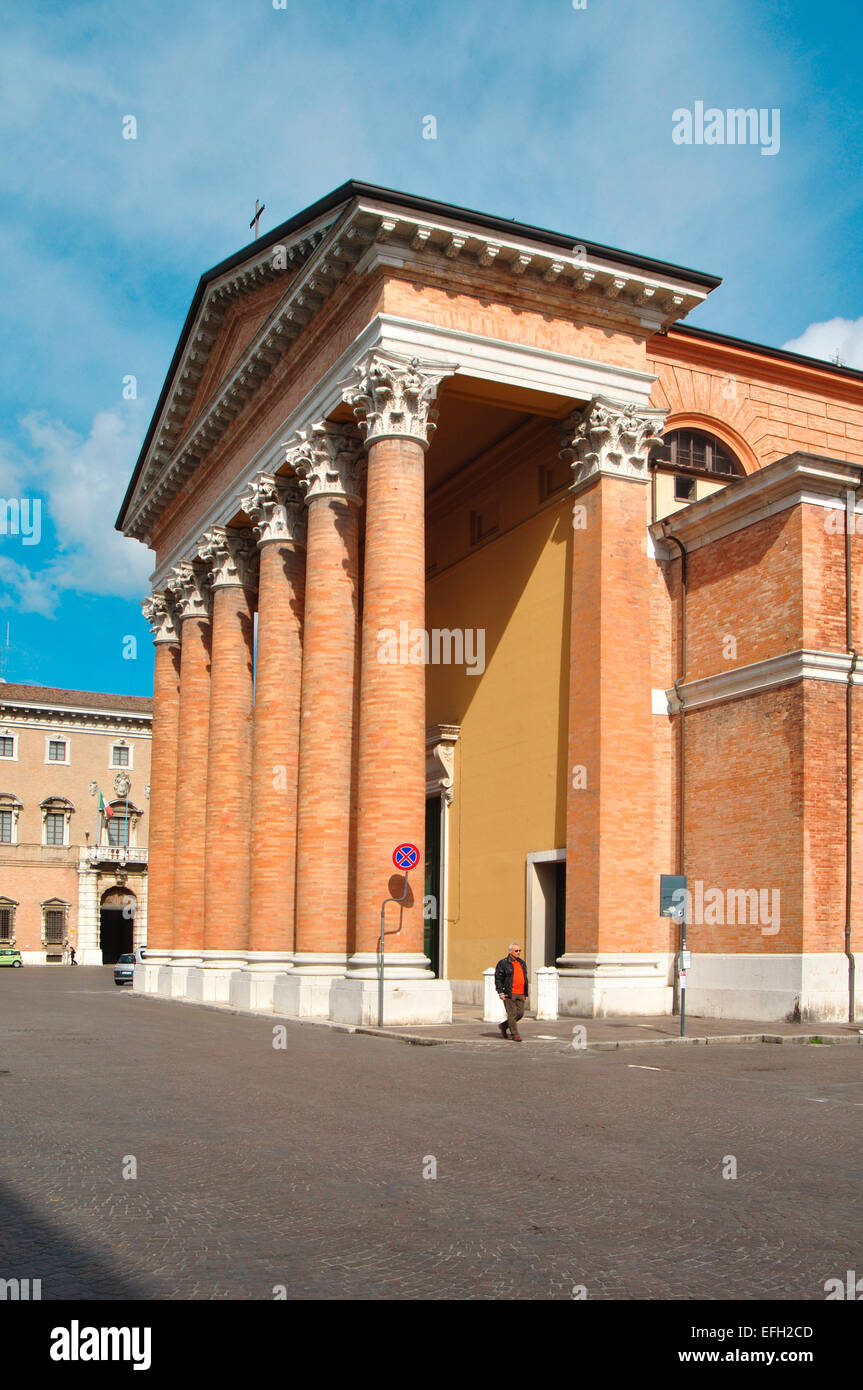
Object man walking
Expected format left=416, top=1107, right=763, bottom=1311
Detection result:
left=495, top=943, right=528, bottom=1042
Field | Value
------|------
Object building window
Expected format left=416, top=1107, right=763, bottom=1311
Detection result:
left=0, top=795, right=21, bottom=846
left=674, top=474, right=696, bottom=502
left=654, top=428, right=744, bottom=476
left=0, top=735, right=14, bottom=758
left=45, top=813, right=65, bottom=846
left=0, top=899, right=16, bottom=941
left=108, top=809, right=131, bottom=847
left=47, top=738, right=69, bottom=764
left=41, top=797, right=73, bottom=847
left=42, top=904, right=67, bottom=946
left=111, top=743, right=130, bottom=768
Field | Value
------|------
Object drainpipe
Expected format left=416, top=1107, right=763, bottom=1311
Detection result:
left=844, top=486, right=860, bottom=1023
left=662, top=525, right=687, bottom=1014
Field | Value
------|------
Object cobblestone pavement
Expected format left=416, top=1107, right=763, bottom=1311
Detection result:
left=0, top=968, right=861, bottom=1300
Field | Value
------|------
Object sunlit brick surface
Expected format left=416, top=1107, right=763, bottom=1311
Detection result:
left=249, top=541, right=305, bottom=952
left=294, top=497, right=360, bottom=956
left=354, top=437, right=427, bottom=955
left=566, top=475, right=656, bottom=954
left=172, top=616, right=211, bottom=951
left=202, top=585, right=255, bottom=951
left=147, top=642, right=181, bottom=951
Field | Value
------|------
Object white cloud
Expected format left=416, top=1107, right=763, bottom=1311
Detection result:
left=782, top=317, right=863, bottom=370
left=0, top=406, right=153, bottom=616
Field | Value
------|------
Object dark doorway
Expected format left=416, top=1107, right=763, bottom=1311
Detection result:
left=100, top=887, right=135, bottom=964
left=424, top=797, right=441, bottom=977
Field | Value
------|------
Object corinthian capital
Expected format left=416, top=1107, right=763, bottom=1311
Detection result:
left=170, top=562, right=211, bottom=621
left=142, top=591, right=180, bottom=644
left=241, top=473, right=307, bottom=547
left=559, top=396, right=666, bottom=487
left=285, top=422, right=364, bottom=504
left=342, top=352, right=455, bottom=449
left=197, top=526, right=256, bottom=589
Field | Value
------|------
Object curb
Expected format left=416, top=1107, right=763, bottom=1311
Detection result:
left=128, top=993, right=863, bottom=1051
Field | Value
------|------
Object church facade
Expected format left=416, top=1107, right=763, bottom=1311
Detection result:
left=118, top=181, right=863, bottom=1024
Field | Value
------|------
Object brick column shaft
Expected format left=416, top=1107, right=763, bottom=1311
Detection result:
left=147, top=640, right=181, bottom=950
left=249, top=539, right=305, bottom=951
left=173, top=615, right=211, bottom=951
left=354, top=436, right=427, bottom=954
left=566, top=475, right=655, bottom=951
left=294, top=496, right=360, bottom=955
left=202, top=583, right=255, bottom=950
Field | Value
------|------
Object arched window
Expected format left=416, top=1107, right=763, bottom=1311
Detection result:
left=41, top=796, right=74, bottom=847
left=0, top=793, right=22, bottom=846
left=654, top=428, right=744, bottom=477
left=107, top=800, right=142, bottom=847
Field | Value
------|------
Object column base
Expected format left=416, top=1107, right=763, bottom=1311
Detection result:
left=186, top=951, right=248, bottom=1004
left=557, top=953, right=674, bottom=1017
left=78, top=949, right=104, bottom=967
left=344, top=951, right=435, bottom=980
left=685, top=952, right=857, bottom=1023
left=273, top=972, right=337, bottom=1018
left=329, top=976, right=453, bottom=1026
left=156, top=953, right=204, bottom=998
left=229, top=954, right=294, bottom=1012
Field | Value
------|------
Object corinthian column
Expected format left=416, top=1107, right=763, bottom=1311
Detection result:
left=169, top=561, right=212, bottom=997
left=557, top=395, right=668, bottom=1017
left=333, top=353, right=455, bottom=1027
left=231, top=475, right=306, bottom=1011
left=274, top=424, right=363, bottom=1019
left=140, top=590, right=181, bottom=994
left=188, top=526, right=256, bottom=1004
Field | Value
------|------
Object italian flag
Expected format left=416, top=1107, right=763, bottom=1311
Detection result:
left=97, top=790, right=114, bottom=819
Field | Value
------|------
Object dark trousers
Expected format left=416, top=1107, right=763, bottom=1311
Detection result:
left=504, top=995, right=526, bottom=1036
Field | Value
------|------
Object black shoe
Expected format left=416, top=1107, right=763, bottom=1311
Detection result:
left=498, top=1021, right=509, bottom=1039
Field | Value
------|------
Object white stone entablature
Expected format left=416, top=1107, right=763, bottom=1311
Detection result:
left=122, top=188, right=714, bottom=546
left=150, top=314, right=663, bottom=588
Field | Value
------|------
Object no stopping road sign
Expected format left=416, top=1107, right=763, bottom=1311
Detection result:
left=393, top=843, right=420, bottom=871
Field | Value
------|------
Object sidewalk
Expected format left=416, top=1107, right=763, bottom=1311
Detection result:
left=130, top=988, right=863, bottom=1050
left=351, top=1002, right=863, bottom=1049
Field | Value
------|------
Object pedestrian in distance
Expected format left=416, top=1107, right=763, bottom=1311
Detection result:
left=69, top=944, right=77, bottom=965
left=495, top=942, right=528, bottom=1042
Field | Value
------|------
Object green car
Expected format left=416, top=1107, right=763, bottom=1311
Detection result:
left=0, top=947, right=23, bottom=968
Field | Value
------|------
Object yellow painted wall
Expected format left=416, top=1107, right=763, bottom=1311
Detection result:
left=426, top=493, right=570, bottom=984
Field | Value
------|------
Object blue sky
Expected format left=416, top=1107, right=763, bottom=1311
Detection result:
left=0, top=0, right=861, bottom=696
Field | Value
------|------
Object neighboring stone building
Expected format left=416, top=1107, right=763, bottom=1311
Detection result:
left=0, top=684, right=152, bottom=964
left=118, top=181, right=863, bottom=1023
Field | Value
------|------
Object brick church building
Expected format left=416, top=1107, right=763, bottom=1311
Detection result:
left=118, top=181, right=863, bottom=1024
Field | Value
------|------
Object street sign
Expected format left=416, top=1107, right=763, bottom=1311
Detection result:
left=393, top=843, right=420, bottom=871
left=659, top=874, right=687, bottom=916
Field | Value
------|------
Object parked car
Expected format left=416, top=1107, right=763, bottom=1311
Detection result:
left=0, top=947, right=23, bottom=968
left=113, top=953, right=136, bottom=986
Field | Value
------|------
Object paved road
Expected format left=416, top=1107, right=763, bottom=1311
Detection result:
left=0, top=968, right=860, bottom=1300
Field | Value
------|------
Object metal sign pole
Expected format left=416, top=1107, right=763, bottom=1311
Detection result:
left=379, top=871, right=410, bottom=1028
left=679, top=909, right=687, bottom=1038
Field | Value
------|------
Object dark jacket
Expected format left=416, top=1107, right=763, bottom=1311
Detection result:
left=495, top=955, right=528, bottom=998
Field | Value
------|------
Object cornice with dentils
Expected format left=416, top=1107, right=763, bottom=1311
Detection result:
left=120, top=193, right=717, bottom=544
